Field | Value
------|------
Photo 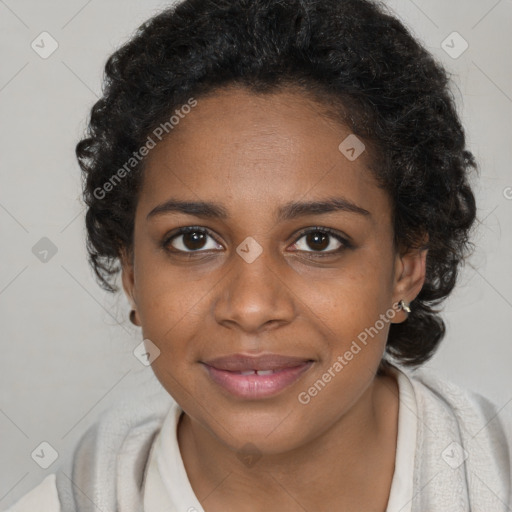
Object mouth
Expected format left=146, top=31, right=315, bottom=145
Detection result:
left=200, top=353, right=314, bottom=399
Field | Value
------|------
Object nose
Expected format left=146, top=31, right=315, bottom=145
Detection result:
left=213, top=240, right=296, bottom=334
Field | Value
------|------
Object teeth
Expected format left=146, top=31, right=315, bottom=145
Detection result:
left=237, top=369, right=276, bottom=376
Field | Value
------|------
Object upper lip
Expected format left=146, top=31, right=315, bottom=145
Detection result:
left=202, top=354, right=313, bottom=372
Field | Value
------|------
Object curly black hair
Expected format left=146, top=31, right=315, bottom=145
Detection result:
left=76, top=0, right=477, bottom=367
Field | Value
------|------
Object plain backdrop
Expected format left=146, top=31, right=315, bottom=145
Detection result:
left=1, top=0, right=511, bottom=507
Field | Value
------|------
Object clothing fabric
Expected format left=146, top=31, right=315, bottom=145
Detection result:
left=4, top=365, right=512, bottom=512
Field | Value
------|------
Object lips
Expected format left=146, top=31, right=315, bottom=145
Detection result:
left=202, top=353, right=313, bottom=372
left=201, top=353, right=315, bottom=399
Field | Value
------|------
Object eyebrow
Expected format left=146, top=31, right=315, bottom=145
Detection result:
left=146, top=196, right=370, bottom=222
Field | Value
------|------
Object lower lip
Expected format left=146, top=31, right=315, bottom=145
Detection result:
left=202, top=361, right=314, bottom=399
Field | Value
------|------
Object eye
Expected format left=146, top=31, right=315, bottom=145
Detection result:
left=162, top=225, right=351, bottom=256
left=162, top=226, right=223, bottom=253
left=290, top=227, right=350, bottom=254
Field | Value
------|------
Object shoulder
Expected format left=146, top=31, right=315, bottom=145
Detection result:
left=392, top=364, right=512, bottom=508
left=399, top=364, right=512, bottom=478
left=59, top=380, right=175, bottom=510
left=2, top=474, right=60, bottom=512
left=4, top=380, right=175, bottom=512
left=407, top=365, right=512, bottom=436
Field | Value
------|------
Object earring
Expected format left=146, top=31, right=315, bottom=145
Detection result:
left=129, top=309, right=138, bottom=325
left=398, top=300, right=411, bottom=313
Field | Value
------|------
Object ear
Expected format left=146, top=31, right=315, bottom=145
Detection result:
left=120, top=247, right=140, bottom=326
left=390, top=242, right=428, bottom=324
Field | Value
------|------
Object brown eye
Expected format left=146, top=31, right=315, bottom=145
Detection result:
left=182, top=231, right=207, bottom=250
left=305, top=231, right=330, bottom=251
left=292, top=228, right=348, bottom=254
left=164, top=227, right=222, bottom=253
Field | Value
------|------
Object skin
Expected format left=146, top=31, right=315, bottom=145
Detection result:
left=121, top=86, right=427, bottom=512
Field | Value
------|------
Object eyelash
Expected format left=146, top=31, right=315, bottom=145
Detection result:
left=161, top=225, right=352, bottom=257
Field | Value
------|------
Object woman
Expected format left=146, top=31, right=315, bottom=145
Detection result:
left=6, top=0, right=511, bottom=510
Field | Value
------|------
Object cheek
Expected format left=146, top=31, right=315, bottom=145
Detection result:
left=137, top=278, right=206, bottom=403
left=133, top=255, right=209, bottom=365
left=295, top=267, right=394, bottom=426
left=305, top=253, right=394, bottom=344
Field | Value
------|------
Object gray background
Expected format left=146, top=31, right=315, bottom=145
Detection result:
left=1, top=0, right=511, bottom=507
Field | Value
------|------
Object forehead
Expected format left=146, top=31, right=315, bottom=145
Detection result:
left=137, top=86, right=389, bottom=224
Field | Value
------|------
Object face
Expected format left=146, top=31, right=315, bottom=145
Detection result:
left=121, top=86, right=426, bottom=455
